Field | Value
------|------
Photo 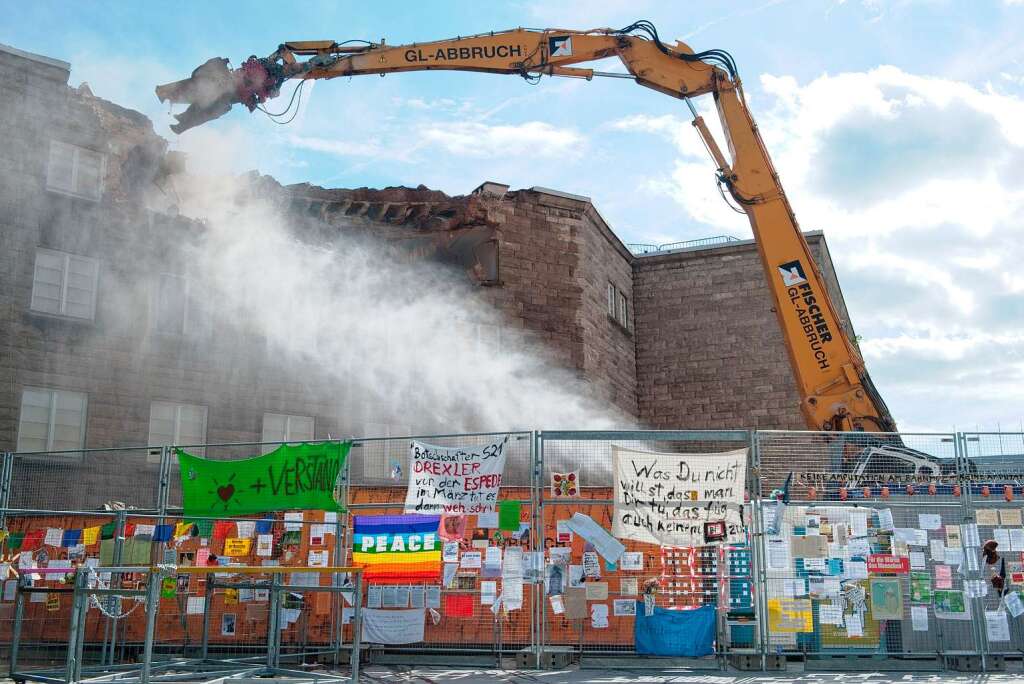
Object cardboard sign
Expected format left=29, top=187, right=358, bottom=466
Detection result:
left=867, top=554, right=909, bottom=574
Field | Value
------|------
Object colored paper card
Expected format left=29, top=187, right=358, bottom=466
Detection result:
left=498, top=500, right=521, bottom=532
left=443, top=593, right=473, bottom=617
left=935, top=565, right=953, bottom=589
left=910, top=572, right=932, bottom=603
left=551, top=471, right=579, bottom=498
left=223, top=538, right=252, bottom=557
left=351, top=514, right=442, bottom=584
left=439, top=514, right=467, bottom=541
left=975, top=509, right=999, bottom=526
left=213, top=521, right=235, bottom=540
left=61, top=529, right=82, bottom=548
left=176, top=441, right=350, bottom=516
left=161, top=577, right=177, bottom=599
left=1001, top=509, right=1023, bottom=526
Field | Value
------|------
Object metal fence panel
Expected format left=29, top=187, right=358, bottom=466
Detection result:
left=537, top=430, right=755, bottom=662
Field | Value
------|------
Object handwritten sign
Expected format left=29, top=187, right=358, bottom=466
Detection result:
left=223, top=538, right=252, bottom=557
left=177, top=442, right=350, bottom=516
left=404, top=438, right=508, bottom=514
left=612, top=446, right=747, bottom=547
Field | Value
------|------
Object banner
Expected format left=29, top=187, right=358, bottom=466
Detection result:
left=352, top=514, right=441, bottom=584
left=404, top=437, right=508, bottom=514
left=612, top=446, right=747, bottom=547
left=177, top=442, right=350, bottom=517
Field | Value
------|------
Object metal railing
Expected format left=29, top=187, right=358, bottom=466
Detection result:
left=627, top=235, right=741, bottom=255
left=2, top=429, right=1024, bottom=679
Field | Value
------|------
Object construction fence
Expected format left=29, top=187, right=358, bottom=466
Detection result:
left=2, top=429, right=1024, bottom=681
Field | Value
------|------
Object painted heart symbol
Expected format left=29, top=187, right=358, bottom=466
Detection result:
left=217, top=484, right=235, bottom=502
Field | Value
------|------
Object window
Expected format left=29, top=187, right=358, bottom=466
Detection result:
left=148, top=402, right=208, bottom=460
left=617, top=291, right=629, bottom=329
left=261, top=413, right=315, bottom=454
left=607, top=282, right=616, bottom=318
left=17, top=388, right=87, bottom=454
left=360, top=422, right=412, bottom=480
left=46, top=140, right=104, bottom=200
left=155, top=274, right=188, bottom=334
left=607, top=282, right=630, bottom=330
left=30, top=249, right=99, bottom=320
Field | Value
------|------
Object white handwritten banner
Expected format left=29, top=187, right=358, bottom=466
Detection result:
left=612, top=445, right=748, bottom=547
left=404, top=437, right=509, bottom=514
left=361, top=608, right=425, bottom=644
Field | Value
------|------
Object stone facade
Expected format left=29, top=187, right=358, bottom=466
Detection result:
left=0, top=42, right=861, bottom=486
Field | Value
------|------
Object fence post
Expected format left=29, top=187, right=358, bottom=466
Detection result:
left=956, top=432, right=988, bottom=670
left=749, top=430, right=770, bottom=670
left=530, top=430, right=541, bottom=669
left=535, top=431, right=547, bottom=666
left=107, top=509, right=128, bottom=666
left=351, top=571, right=362, bottom=684
left=10, top=574, right=26, bottom=679
left=140, top=567, right=162, bottom=684
left=0, top=451, right=12, bottom=530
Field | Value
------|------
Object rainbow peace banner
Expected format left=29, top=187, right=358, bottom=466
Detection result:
left=351, top=514, right=442, bottom=584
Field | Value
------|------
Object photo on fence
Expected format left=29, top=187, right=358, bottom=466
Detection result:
left=221, top=613, right=236, bottom=637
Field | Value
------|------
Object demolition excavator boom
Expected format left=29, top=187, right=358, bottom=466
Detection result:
left=156, top=22, right=897, bottom=433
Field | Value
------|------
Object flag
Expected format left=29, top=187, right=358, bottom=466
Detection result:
left=352, top=514, right=441, bottom=584
left=173, top=521, right=194, bottom=539
left=61, top=529, right=82, bottom=548
left=176, top=441, right=350, bottom=517
left=82, top=526, right=100, bottom=546
left=153, top=525, right=174, bottom=542
left=100, top=522, right=117, bottom=540
left=213, top=521, right=235, bottom=540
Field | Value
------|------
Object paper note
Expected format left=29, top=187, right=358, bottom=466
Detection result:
left=994, top=528, right=1011, bottom=549
left=556, top=520, right=573, bottom=543
left=895, top=528, right=928, bottom=547
left=935, top=565, right=953, bottom=589
left=791, top=535, right=828, bottom=558
left=367, top=585, right=382, bottom=608
left=426, top=586, right=441, bottom=609
left=803, top=558, right=826, bottom=572
left=919, top=514, right=942, bottom=530
left=877, top=509, right=894, bottom=532
left=477, top=512, right=498, bottom=528
left=442, top=563, right=457, bottom=588
left=619, top=551, right=643, bottom=570
left=846, top=612, right=863, bottom=637
left=381, top=586, right=399, bottom=608
left=909, top=552, right=926, bottom=570
left=307, top=549, right=329, bottom=567
left=484, top=546, right=502, bottom=568
left=186, top=597, right=205, bottom=615
left=442, top=541, right=459, bottom=563
left=1010, top=529, right=1024, bottom=552
left=569, top=565, right=584, bottom=588
left=460, top=552, right=482, bottom=569
left=1001, top=509, right=1023, bottom=526
left=844, top=561, right=868, bottom=580
left=976, top=509, right=1000, bottom=526
left=929, top=540, right=945, bottom=562
left=481, top=581, right=497, bottom=605
left=549, top=595, right=565, bottom=615
left=582, top=551, right=601, bottom=578
left=986, top=610, right=1011, bottom=642
left=361, top=608, right=426, bottom=645
left=848, top=538, right=871, bottom=557
left=605, top=599, right=631, bottom=619
left=283, top=512, right=303, bottom=531
left=819, top=604, right=844, bottom=626
left=620, top=577, right=638, bottom=595
left=256, top=534, right=273, bottom=557
left=565, top=513, right=625, bottom=563
left=586, top=582, right=609, bottom=600
left=767, top=538, right=791, bottom=570
left=1006, top=592, right=1024, bottom=618
left=944, top=547, right=964, bottom=566
left=590, top=603, right=609, bottom=629
left=851, top=511, right=868, bottom=537
left=911, top=606, right=929, bottom=631
left=44, top=528, right=63, bottom=547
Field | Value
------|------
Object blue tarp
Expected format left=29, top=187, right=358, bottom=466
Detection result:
left=634, top=603, right=716, bottom=657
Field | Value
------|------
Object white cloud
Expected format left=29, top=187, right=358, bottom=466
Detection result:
left=420, top=120, right=584, bottom=158
left=606, top=65, right=1024, bottom=431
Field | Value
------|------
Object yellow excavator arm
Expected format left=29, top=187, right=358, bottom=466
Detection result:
left=156, top=21, right=897, bottom=433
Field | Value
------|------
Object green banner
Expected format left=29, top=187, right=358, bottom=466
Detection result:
left=176, top=442, right=350, bottom=516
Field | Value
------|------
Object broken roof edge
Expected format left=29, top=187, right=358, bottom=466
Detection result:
left=0, top=42, right=70, bottom=72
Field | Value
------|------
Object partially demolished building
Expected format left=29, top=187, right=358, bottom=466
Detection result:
left=0, top=42, right=858, bottom=463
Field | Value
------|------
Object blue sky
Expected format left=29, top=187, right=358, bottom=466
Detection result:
left=5, top=1, right=1024, bottom=433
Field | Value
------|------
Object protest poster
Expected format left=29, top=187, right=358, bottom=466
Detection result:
left=612, top=445, right=747, bottom=547
left=361, top=608, right=425, bottom=644
left=177, top=442, right=350, bottom=516
left=404, top=437, right=509, bottom=514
